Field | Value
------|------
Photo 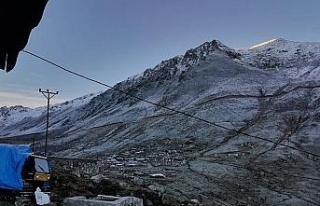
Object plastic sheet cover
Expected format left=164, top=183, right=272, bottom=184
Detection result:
left=0, top=144, right=32, bottom=190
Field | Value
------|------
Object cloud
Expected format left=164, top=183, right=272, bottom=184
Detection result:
left=0, top=91, right=65, bottom=108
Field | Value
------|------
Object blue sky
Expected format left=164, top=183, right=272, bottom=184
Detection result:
left=1, top=0, right=320, bottom=107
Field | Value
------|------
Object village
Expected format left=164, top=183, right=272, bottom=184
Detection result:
left=57, top=139, right=190, bottom=182
left=56, top=138, right=259, bottom=187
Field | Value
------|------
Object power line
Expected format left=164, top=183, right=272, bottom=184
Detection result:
left=23, top=50, right=320, bottom=158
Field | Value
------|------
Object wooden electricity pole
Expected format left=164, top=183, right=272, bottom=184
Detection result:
left=39, top=88, right=58, bottom=156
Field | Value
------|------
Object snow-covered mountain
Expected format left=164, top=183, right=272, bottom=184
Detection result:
left=240, top=38, right=320, bottom=78
left=0, top=92, right=100, bottom=136
left=1, top=38, right=320, bottom=205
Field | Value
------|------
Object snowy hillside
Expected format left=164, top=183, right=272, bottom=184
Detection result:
left=240, top=38, right=320, bottom=78
left=1, top=38, right=320, bottom=205
left=0, top=105, right=42, bottom=127
left=0, top=92, right=100, bottom=137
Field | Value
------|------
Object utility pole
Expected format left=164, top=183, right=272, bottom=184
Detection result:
left=39, top=89, right=58, bottom=156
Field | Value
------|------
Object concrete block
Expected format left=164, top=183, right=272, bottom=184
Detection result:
left=63, top=195, right=143, bottom=206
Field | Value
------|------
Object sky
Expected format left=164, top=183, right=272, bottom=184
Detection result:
left=1, top=0, right=320, bottom=108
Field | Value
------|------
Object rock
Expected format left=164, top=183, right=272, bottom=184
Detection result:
left=161, top=194, right=180, bottom=205
left=148, top=185, right=165, bottom=193
left=145, top=199, right=153, bottom=206
left=190, top=198, right=200, bottom=204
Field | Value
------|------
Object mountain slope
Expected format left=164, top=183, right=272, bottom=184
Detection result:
left=1, top=38, right=320, bottom=205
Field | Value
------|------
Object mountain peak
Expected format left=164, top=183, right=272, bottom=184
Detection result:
left=241, top=38, right=320, bottom=70
left=246, top=38, right=320, bottom=58
left=248, top=38, right=320, bottom=52
left=249, top=38, right=285, bottom=49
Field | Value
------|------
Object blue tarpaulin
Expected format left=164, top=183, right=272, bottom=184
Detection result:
left=0, top=144, right=32, bottom=190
